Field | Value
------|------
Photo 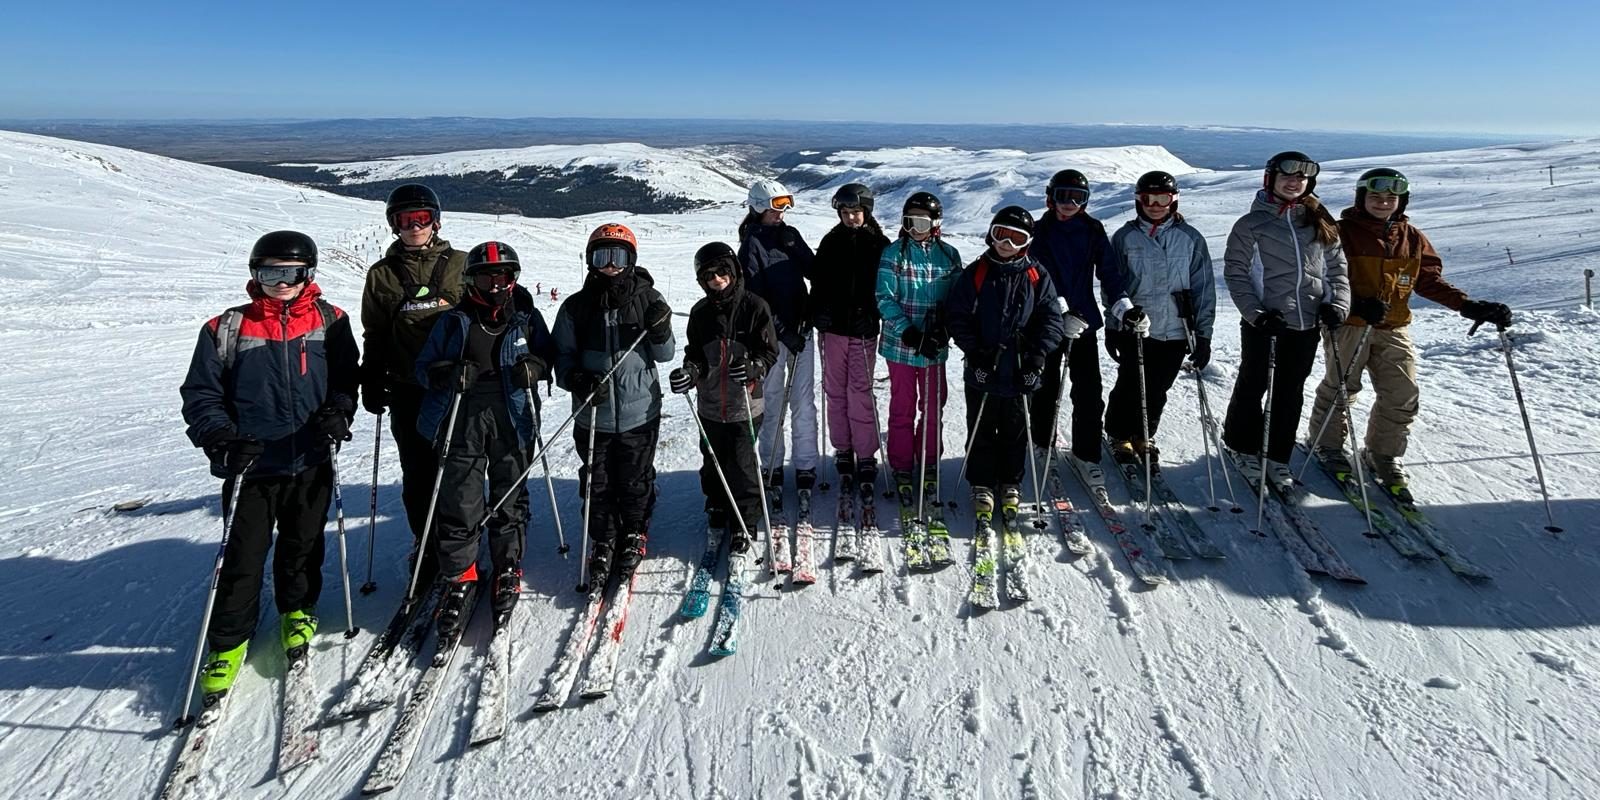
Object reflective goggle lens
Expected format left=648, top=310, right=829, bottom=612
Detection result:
left=588, top=246, right=636, bottom=271
left=768, top=195, right=794, bottom=211
left=252, top=265, right=312, bottom=286
left=697, top=264, right=733, bottom=282
left=392, top=209, right=436, bottom=230
left=1275, top=158, right=1320, bottom=178
left=1358, top=175, right=1409, bottom=195
left=470, top=270, right=515, bottom=291
left=903, top=215, right=939, bottom=234
left=831, top=192, right=866, bottom=210
left=990, top=225, right=1032, bottom=247
left=1138, top=193, right=1176, bottom=207
left=1051, top=187, right=1090, bottom=206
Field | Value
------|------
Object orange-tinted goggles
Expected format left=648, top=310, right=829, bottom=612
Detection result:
left=767, top=195, right=795, bottom=211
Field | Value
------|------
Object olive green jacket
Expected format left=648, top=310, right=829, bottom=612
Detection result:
left=359, top=237, right=466, bottom=387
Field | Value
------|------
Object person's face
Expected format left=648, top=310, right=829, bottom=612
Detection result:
left=1273, top=173, right=1308, bottom=201
left=839, top=207, right=865, bottom=228
left=993, top=238, right=1023, bottom=258
left=704, top=272, right=731, bottom=292
left=392, top=208, right=437, bottom=247
left=1139, top=193, right=1174, bottom=222
left=904, top=210, right=934, bottom=242
left=255, top=258, right=308, bottom=301
left=761, top=208, right=785, bottom=225
left=1364, top=192, right=1400, bottom=220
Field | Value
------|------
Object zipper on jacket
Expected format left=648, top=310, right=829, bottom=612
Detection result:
left=280, top=305, right=297, bottom=469
left=1284, top=210, right=1307, bottom=329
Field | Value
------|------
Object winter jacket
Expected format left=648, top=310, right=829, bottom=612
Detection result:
left=1337, top=207, right=1467, bottom=329
left=684, top=279, right=779, bottom=424
left=360, top=237, right=467, bottom=387
left=945, top=250, right=1066, bottom=398
left=413, top=294, right=557, bottom=450
left=811, top=224, right=890, bottom=339
left=1031, top=211, right=1125, bottom=332
left=1106, top=215, right=1217, bottom=341
left=738, top=222, right=814, bottom=342
left=552, top=268, right=676, bottom=434
left=1223, top=191, right=1350, bottom=331
left=875, top=235, right=964, bottom=367
left=181, top=282, right=359, bottom=479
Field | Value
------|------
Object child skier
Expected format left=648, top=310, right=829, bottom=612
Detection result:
left=414, top=241, right=556, bottom=634
left=179, top=230, right=359, bottom=699
left=946, top=207, right=1067, bottom=517
left=1103, top=171, right=1217, bottom=462
left=553, top=223, right=675, bottom=583
left=670, top=242, right=779, bottom=553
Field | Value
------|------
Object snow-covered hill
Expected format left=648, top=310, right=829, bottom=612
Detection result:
left=1, top=129, right=1597, bottom=800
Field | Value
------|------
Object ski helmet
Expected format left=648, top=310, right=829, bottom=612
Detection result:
left=1355, top=167, right=1411, bottom=215
left=1047, top=169, right=1091, bottom=209
left=831, top=182, right=875, bottom=212
left=249, top=230, right=318, bottom=271
left=1264, top=151, right=1320, bottom=195
left=585, top=222, right=639, bottom=273
left=986, top=205, right=1036, bottom=252
left=746, top=179, right=794, bottom=212
left=1136, top=171, right=1179, bottom=194
left=465, top=241, right=520, bottom=276
left=385, top=183, right=441, bottom=218
left=693, top=241, right=740, bottom=294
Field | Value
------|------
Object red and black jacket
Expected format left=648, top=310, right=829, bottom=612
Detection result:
left=181, top=282, right=360, bottom=478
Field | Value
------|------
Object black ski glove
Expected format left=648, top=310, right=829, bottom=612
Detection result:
left=645, top=299, right=673, bottom=344
left=1189, top=337, right=1212, bottom=370
left=901, top=326, right=925, bottom=352
left=1461, top=299, right=1512, bottom=329
left=314, top=406, right=352, bottom=444
left=568, top=371, right=610, bottom=404
left=1104, top=332, right=1124, bottom=364
left=727, top=358, right=753, bottom=385
left=669, top=365, right=697, bottom=394
left=811, top=310, right=832, bottom=334
left=361, top=380, right=387, bottom=416
left=426, top=360, right=479, bottom=392
left=224, top=436, right=264, bottom=477
left=1350, top=296, right=1389, bottom=325
left=779, top=329, right=806, bottom=354
left=510, top=355, right=547, bottom=389
left=1318, top=303, right=1347, bottom=330
left=1019, top=353, right=1046, bottom=391
left=1252, top=309, right=1287, bottom=335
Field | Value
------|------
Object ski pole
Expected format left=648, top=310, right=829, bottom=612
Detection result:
left=916, top=365, right=930, bottom=524
left=765, top=351, right=800, bottom=485
left=401, top=385, right=464, bottom=611
left=1134, top=333, right=1154, bottom=521
left=743, top=379, right=775, bottom=564
left=1254, top=335, right=1277, bottom=535
left=360, top=412, right=381, bottom=595
left=173, top=468, right=249, bottom=729
left=577, top=404, right=599, bottom=593
left=1179, top=318, right=1238, bottom=514
left=1326, top=332, right=1377, bottom=538
left=817, top=335, right=828, bottom=472
left=955, top=349, right=1003, bottom=490
left=327, top=448, right=360, bottom=639
left=525, top=391, right=568, bottom=557
left=1488, top=325, right=1562, bottom=533
left=683, top=392, right=754, bottom=544
left=1017, top=352, right=1045, bottom=518
left=1038, top=339, right=1074, bottom=490
left=1298, top=325, right=1373, bottom=483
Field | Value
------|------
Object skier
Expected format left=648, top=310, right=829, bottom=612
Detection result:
left=1222, top=151, right=1350, bottom=495
left=1028, top=169, right=1125, bottom=489
left=358, top=184, right=465, bottom=588
left=413, top=241, right=556, bottom=634
left=670, top=242, right=779, bottom=553
left=551, top=287, right=559, bottom=303
left=812, top=183, right=890, bottom=486
left=1305, top=167, right=1512, bottom=499
left=1103, top=171, right=1217, bottom=461
left=553, top=223, right=675, bottom=582
left=737, top=179, right=819, bottom=497
left=179, top=231, right=359, bottom=698
left=876, top=191, right=963, bottom=496
left=945, top=207, right=1066, bottom=517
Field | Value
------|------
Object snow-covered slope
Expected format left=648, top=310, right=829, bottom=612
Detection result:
left=1, top=129, right=1598, bottom=800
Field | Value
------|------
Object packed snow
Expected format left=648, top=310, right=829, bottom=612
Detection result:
left=0, top=128, right=1597, bottom=799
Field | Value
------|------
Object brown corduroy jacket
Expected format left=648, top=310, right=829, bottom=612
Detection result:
left=1337, top=207, right=1468, bottom=328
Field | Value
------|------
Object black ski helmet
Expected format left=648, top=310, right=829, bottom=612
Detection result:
left=1355, top=167, right=1411, bottom=215
left=989, top=205, right=1036, bottom=234
left=1048, top=169, right=1089, bottom=192
left=386, top=183, right=442, bottom=219
left=249, top=230, right=318, bottom=270
left=831, top=182, right=875, bottom=212
left=465, top=240, right=520, bottom=276
left=903, top=191, right=943, bottom=220
left=1136, top=171, right=1179, bottom=194
left=693, top=241, right=740, bottom=296
left=1264, top=151, right=1319, bottom=195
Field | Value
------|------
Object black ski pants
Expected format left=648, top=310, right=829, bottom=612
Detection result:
left=208, top=462, right=330, bottom=652
left=573, top=418, right=661, bottom=549
left=1104, top=333, right=1189, bottom=443
left=697, top=415, right=764, bottom=540
left=966, top=388, right=1028, bottom=491
left=1030, top=331, right=1106, bottom=463
left=388, top=383, right=440, bottom=583
left=1223, top=323, right=1322, bottom=464
left=434, top=384, right=530, bottom=581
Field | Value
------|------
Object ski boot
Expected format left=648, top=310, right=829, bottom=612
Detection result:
left=1108, top=439, right=1138, bottom=464
left=856, top=457, right=879, bottom=501
left=1265, top=460, right=1298, bottom=502
left=833, top=451, right=855, bottom=482
left=586, top=542, right=613, bottom=591
left=491, top=566, right=522, bottom=626
left=199, top=640, right=248, bottom=697
left=765, top=467, right=785, bottom=492
left=1231, top=450, right=1264, bottom=485
left=616, top=532, right=648, bottom=577
left=795, top=468, right=817, bottom=493
left=435, top=564, right=479, bottom=641
left=1363, top=450, right=1413, bottom=503
left=971, top=486, right=996, bottom=516
left=1314, top=446, right=1353, bottom=476
left=279, top=609, right=317, bottom=659
left=1000, top=485, right=1022, bottom=521
left=1133, top=440, right=1161, bottom=464
left=1069, top=453, right=1106, bottom=491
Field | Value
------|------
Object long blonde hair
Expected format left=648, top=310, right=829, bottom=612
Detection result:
left=1301, top=195, right=1340, bottom=246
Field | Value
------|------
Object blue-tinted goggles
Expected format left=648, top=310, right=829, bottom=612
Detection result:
left=252, top=265, right=312, bottom=286
left=1358, top=175, right=1409, bottom=195
left=1050, top=186, right=1090, bottom=206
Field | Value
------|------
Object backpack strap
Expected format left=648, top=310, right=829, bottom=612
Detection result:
left=972, top=260, right=989, bottom=293
left=214, top=305, right=249, bottom=372
left=389, top=251, right=453, bottom=299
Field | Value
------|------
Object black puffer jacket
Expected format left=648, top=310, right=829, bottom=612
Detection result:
left=685, top=267, right=779, bottom=424
left=811, top=224, right=889, bottom=338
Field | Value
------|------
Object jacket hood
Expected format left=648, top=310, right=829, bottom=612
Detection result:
left=384, top=235, right=453, bottom=262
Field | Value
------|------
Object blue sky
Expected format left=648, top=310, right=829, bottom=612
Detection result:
left=4, top=0, right=1597, bottom=135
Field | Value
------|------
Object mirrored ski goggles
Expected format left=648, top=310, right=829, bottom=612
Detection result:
left=1274, top=158, right=1320, bottom=178
left=470, top=270, right=516, bottom=291
left=1050, top=187, right=1090, bottom=206
left=588, top=246, right=636, bottom=271
left=251, top=265, right=313, bottom=286
left=989, top=224, right=1032, bottom=247
left=763, top=195, right=795, bottom=212
left=1138, top=192, right=1176, bottom=207
left=1357, top=175, right=1409, bottom=195
left=391, top=208, right=436, bottom=230
left=831, top=191, right=868, bottom=210
left=902, top=215, right=939, bottom=234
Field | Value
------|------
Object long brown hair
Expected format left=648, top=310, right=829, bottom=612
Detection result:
left=1301, top=195, right=1340, bottom=246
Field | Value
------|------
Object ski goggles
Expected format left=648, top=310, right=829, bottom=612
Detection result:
left=1357, top=175, right=1410, bottom=195
left=1050, top=186, right=1090, bottom=206
left=588, top=246, right=635, bottom=271
left=1137, top=192, right=1176, bottom=207
left=469, top=270, right=516, bottom=291
left=831, top=190, right=868, bottom=210
left=902, top=215, right=939, bottom=234
left=697, top=263, right=734, bottom=282
left=391, top=208, right=436, bottom=230
left=1273, top=158, right=1320, bottom=178
left=762, top=195, right=795, bottom=212
left=251, top=265, right=313, bottom=286
left=989, top=224, right=1032, bottom=248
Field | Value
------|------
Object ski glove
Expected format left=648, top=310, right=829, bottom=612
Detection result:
left=1103, top=333, right=1124, bottom=364
left=1056, top=296, right=1070, bottom=315
left=1252, top=309, right=1287, bottom=335
left=1189, top=337, right=1212, bottom=371
left=361, top=381, right=387, bottom=416
left=426, top=360, right=479, bottom=392
left=568, top=371, right=610, bottom=405
left=810, top=310, right=832, bottom=333
left=224, top=436, right=264, bottom=477
left=314, top=406, right=352, bottom=444
left=645, top=300, right=673, bottom=344
left=727, top=358, right=753, bottom=385
left=779, top=329, right=806, bottom=354
left=1019, top=353, right=1046, bottom=391
left=668, top=366, right=697, bottom=394
left=1121, top=305, right=1151, bottom=337
left=972, top=364, right=997, bottom=390
left=1061, top=311, right=1089, bottom=341
left=1318, top=303, right=1347, bottom=330
left=1460, top=299, right=1512, bottom=329
left=510, top=355, right=547, bottom=389
left=1351, top=296, right=1389, bottom=326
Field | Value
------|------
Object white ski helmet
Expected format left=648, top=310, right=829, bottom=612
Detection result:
left=746, top=178, right=793, bottom=212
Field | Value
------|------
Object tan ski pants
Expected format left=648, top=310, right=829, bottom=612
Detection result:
left=1306, top=325, right=1420, bottom=458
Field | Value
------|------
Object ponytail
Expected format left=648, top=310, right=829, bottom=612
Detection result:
left=1301, top=195, right=1340, bottom=246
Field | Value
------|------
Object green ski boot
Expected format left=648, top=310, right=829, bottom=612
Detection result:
left=280, top=609, right=318, bottom=656
left=199, top=640, right=249, bottom=696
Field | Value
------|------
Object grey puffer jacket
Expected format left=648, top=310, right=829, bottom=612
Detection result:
left=1106, top=215, right=1216, bottom=342
left=552, top=268, right=676, bottom=434
left=1223, top=191, right=1349, bottom=331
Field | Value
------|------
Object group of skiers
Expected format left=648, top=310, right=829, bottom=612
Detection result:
left=176, top=151, right=1514, bottom=705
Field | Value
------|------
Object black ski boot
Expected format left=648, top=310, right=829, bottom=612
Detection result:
left=586, top=542, right=614, bottom=592
left=795, top=468, right=817, bottom=492
left=491, top=566, right=521, bottom=626
left=435, top=566, right=479, bottom=641
left=615, top=532, right=647, bottom=577
left=856, top=457, right=879, bottom=500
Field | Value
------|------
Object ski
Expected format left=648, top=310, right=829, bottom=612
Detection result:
left=1106, top=444, right=1196, bottom=560
left=532, top=583, right=609, bottom=711
left=578, top=572, right=638, bottom=700
left=361, top=581, right=482, bottom=796
left=1229, top=451, right=1364, bottom=583
left=898, top=480, right=931, bottom=570
left=1303, top=447, right=1430, bottom=561
left=969, top=506, right=1000, bottom=609
left=326, top=583, right=441, bottom=721
left=277, top=646, right=320, bottom=773
left=680, top=524, right=722, bottom=620
left=832, top=472, right=858, bottom=563
left=1000, top=500, right=1032, bottom=603
left=1044, top=451, right=1095, bottom=556
left=925, top=480, right=955, bottom=566
left=1073, top=466, right=1168, bottom=586
left=767, top=482, right=792, bottom=575
left=1366, top=472, right=1492, bottom=580
left=708, top=548, right=752, bottom=656
left=468, top=603, right=519, bottom=746
left=791, top=489, right=818, bottom=585
left=857, top=482, right=885, bottom=574
left=1146, top=465, right=1227, bottom=559
left=158, top=692, right=231, bottom=800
